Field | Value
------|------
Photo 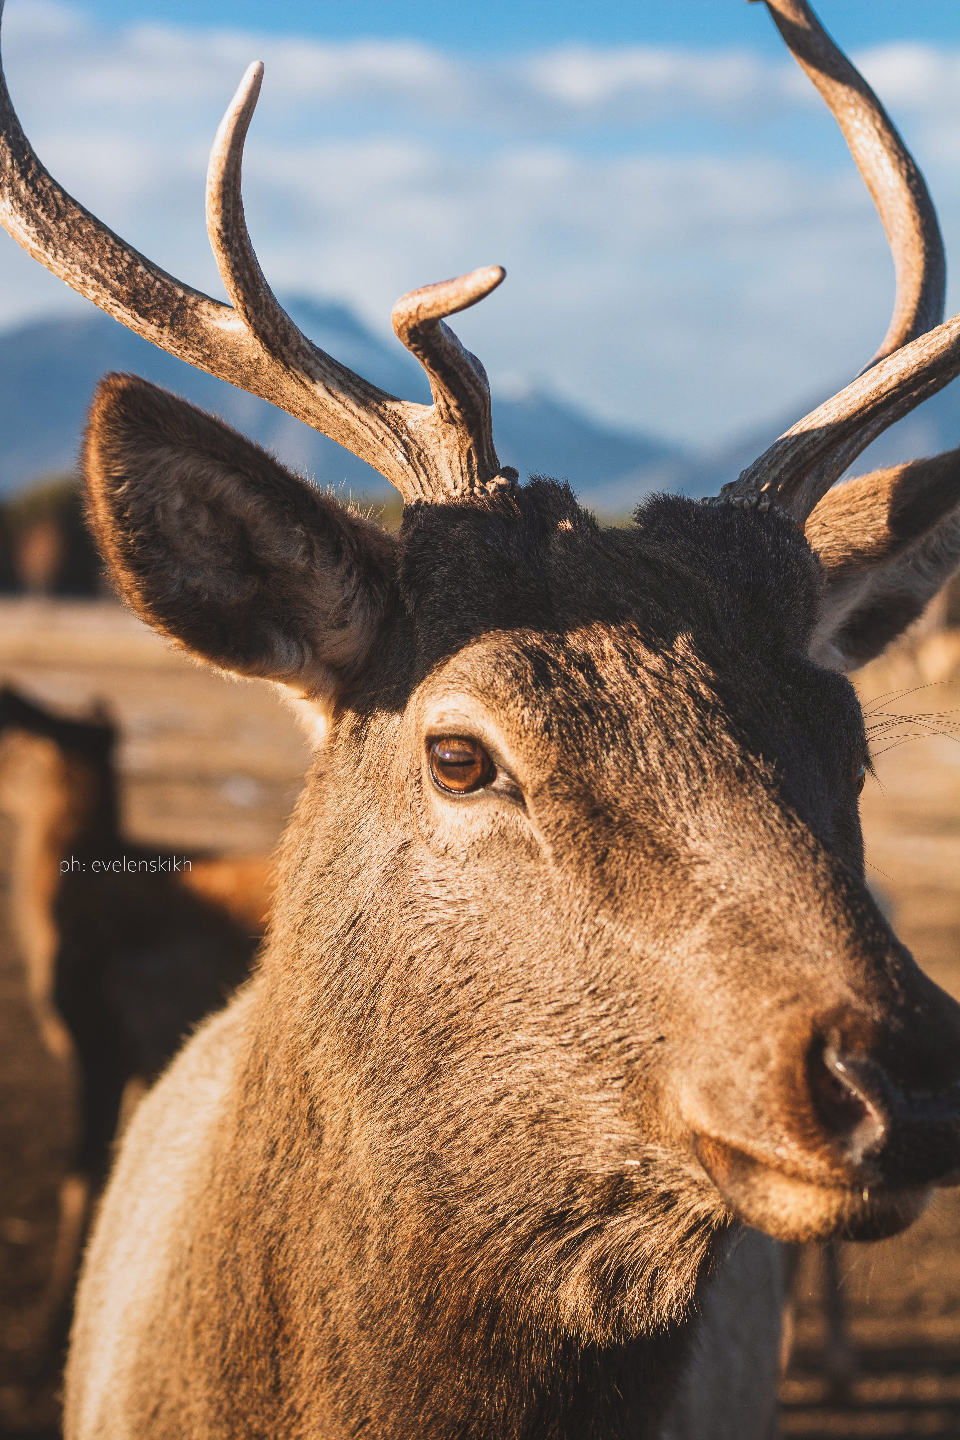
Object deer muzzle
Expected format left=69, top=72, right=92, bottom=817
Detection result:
left=689, top=1026, right=960, bottom=1243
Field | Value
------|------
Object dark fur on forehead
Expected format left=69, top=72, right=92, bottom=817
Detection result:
left=398, top=480, right=822, bottom=665
left=627, top=495, right=823, bottom=659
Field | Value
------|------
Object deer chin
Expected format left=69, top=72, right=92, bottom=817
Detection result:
left=693, top=1134, right=931, bottom=1243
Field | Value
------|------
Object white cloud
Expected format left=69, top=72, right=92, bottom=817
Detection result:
left=853, top=45, right=960, bottom=174
left=857, top=43, right=960, bottom=116
left=524, top=44, right=806, bottom=120
left=2, top=5, right=811, bottom=132
left=2, top=0, right=960, bottom=448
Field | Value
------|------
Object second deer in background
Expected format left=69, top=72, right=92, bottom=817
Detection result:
left=0, top=685, right=274, bottom=1350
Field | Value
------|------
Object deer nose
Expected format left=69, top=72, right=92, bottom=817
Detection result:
left=809, top=1044, right=960, bottom=1186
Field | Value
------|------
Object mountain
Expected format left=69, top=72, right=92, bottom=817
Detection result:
left=0, top=299, right=680, bottom=510
left=5, top=298, right=956, bottom=512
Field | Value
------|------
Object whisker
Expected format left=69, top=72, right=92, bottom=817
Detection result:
left=862, top=682, right=943, bottom=715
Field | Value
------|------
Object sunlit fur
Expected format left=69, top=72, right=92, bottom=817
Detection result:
left=809, top=447, right=960, bottom=670
left=66, top=376, right=960, bottom=1440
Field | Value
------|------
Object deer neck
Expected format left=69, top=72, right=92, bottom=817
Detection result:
left=208, top=992, right=699, bottom=1440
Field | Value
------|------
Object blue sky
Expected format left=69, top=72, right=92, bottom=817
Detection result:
left=2, top=1, right=960, bottom=449
left=80, top=2, right=960, bottom=53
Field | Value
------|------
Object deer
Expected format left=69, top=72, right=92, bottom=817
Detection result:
left=3, top=0, right=960, bottom=1434
left=0, top=684, right=272, bottom=1360
left=0, top=684, right=272, bottom=1188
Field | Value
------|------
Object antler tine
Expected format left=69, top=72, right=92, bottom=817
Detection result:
left=391, top=268, right=514, bottom=497
left=715, top=0, right=952, bottom=524
left=206, top=62, right=287, bottom=342
left=757, top=0, right=945, bottom=368
left=208, top=71, right=511, bottom=501
left=201, top=62, right=419, bottom=490
left=722, top=314, right=960, bottom=523
left=205, top=66, right=388, bottom=408
left=0, top=0, right=509, bottom=507
left=210, top=67, right=510, bottom=494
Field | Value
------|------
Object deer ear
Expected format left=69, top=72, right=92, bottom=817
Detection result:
left=804, top=450, right=960, bottom=672
left=84, top=374, right=398, bottom=694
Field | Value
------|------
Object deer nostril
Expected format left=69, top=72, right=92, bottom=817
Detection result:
left=808, top=1046, right=886, bottom=1160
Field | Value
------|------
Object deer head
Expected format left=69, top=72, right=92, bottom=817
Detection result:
left=4, top=0, right=960, bottom=1343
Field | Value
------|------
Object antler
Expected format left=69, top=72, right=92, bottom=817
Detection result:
left=714, top=0, right=958, bottom=525
left=0, top=11, right=511, bottom=505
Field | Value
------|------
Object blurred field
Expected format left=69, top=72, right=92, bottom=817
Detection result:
left=3, top=600, right=960, bottom=1435
left=0, top=598, right=311, bottom=855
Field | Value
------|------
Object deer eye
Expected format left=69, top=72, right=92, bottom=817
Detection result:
left=429, top=737, right=496, bottom=795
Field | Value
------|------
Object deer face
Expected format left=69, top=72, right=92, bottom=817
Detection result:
left=294, top=486, right=958, bottom=1295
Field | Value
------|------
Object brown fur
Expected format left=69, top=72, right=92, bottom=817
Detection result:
left=84, top=375, right=397, bottom=692
left=808, top=448, right=960, bottom=668
left=0, top=727, right=87, bottom=1061
left=64, top=376, right=960, bottom=1439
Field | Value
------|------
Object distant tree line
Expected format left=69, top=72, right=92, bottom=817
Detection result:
left=3, top=475, right=960, bottom=626
left=0, top=475, right=103, bottom=596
